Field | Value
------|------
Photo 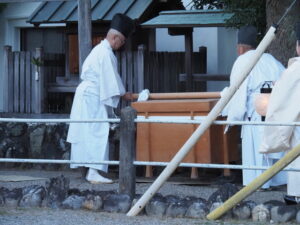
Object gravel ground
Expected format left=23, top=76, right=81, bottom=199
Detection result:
left=0, top=207, right=288, bottom=225
left=0, top=169, right=291, bottom=225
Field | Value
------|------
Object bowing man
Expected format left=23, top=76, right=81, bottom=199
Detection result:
left=67, top=14, right=135, bottom=184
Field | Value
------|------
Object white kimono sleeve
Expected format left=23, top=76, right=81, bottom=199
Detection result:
left=99, top=52, right=125, bottom=108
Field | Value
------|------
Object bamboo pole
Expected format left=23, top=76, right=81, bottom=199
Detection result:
left=207, top=143, right=300, bottom=220
left=132, top=92, right=220, bottom=100
left=127, top=26, right=278, bottom=217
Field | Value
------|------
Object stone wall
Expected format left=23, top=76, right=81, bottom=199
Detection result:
left=0, top=121, right=120, bottom=170
left=0, top=123, right=70, bottom=169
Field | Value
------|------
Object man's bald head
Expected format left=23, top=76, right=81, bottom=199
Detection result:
left=106, top=28, right=126, bottom=50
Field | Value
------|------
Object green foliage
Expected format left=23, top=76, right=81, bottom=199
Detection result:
left=31, top=57, right=43, bottom=67
left=191, top=0, right=223, bottom=9
left=191, top=0, right=266, bottom=39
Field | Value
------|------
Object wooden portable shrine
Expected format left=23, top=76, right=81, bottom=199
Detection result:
left=131, top=92, right=239, bottom=178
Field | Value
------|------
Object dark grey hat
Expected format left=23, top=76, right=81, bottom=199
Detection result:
left=238, top=25, right=257, bottom=47
left=110, top=13, right=135, bottom=38
left=295, top=22, right=300, bottom=41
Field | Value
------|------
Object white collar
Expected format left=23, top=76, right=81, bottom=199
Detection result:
left=102, top=39, right=112, bottom=51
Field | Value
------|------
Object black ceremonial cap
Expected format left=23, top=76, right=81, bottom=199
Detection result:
left=238, top=25, right=257, bottom=47
left=295, top=22, right=300, bottom=41
left=110, top=13, right=135, bottom=38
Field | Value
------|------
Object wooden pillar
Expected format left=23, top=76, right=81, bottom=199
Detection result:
left=148, top=29, right=156, bottom=51
left=119, top=106, right=137, bottom=200
left=33, top=47, right=44, bottom=113
left=3, top=46, right=12, bottom=113
left=199, top=46, right=207, bottom=73
left=78, top=0, right=92, bottom=74
left=137, top=44, right=146, bottom=92
left=185, top=31, right=193, bottom=91
left=199, top=46, right=207, bottom=91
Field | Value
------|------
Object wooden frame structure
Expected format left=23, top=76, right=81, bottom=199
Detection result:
left=1, top=0, right=91, bottom=113
left=1, top=0, right=92, bottom=73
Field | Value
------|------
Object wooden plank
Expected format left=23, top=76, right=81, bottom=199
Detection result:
left=163, top=52, right=170, bottom=92
left=13, top=52, right=20, bottom=113
left=25, top=52, right=31, bottom=113
left=121, top=51, right=127, bottom=90
left=119, top=106, right=137, bottom=200
left=19, top=52, right=26, bottom=113
left=120, top=51, right=128, bottom=108
left=3, top=46, right=11, bottom=112
left=185, top=32, right=193, bottom=92
left=127, top=50, right=133, bottom=92
left=78, top=0, right=92, bottom=73
left=136, top=45, right=145, bottom=92
left=47, top=86, right=77, bottom=93
left=7, top=50, right=13, bottom=112
left=65, top=39, right=71, bottom=80
left=31, top=54, right=35, bottom=113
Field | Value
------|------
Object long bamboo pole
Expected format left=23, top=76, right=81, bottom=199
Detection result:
left=127, top=26, right=277, bottom=217
left=207, top=143, right=300, bottom=220
left=132, top=92, right=220, bottom=100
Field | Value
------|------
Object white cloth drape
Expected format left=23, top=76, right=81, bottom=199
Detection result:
left=67, top=39, right=125, bottom=171
left=260, top=57, right=300, bottom=195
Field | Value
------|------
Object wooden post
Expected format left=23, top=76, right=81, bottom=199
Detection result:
left=119, top=106, right=137, bottom=200
left=78, top=0, right=92, bottom=74
left=199, top=46, right=207, bottom=73
left=185, top=31, right=193, bottom=91
left=137, top=45, right=146, bottom=92
left=3, top=46, right=12, bottom=112
left=199, top=46, right=207, bottom=92
left=33, top=47, right=44, bottom=113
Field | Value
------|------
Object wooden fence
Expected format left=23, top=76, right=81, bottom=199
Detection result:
left=3, top=46, right=38, bottom=113
left=3, top=46, right=65, bottom=114
left=2, top=44, right=208, bottom=114
left=116, top=45, right=207, bottom=94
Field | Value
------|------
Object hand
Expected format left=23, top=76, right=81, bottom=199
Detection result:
left=122, top=92, right=133, bottom=101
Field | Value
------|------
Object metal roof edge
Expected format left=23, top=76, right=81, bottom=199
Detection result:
left=26, top=2, right=47, bottom=24
left=159, top=9, right=227, bottom=15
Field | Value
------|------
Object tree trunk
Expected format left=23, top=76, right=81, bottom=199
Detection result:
left=266, top=0, right=300, bottom=65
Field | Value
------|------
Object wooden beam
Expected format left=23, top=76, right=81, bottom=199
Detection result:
left=168, top=27, right=193, bottom=36
left=179, top=74, right=230, bottom=82
left=78, top=0, right=92, bottom=73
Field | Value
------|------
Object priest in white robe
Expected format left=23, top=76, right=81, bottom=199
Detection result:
left=223, top=25, right=286, bottom=189
left=67, top=14, right=135, bottom=184
left=259, top=22, right=300, bottom=203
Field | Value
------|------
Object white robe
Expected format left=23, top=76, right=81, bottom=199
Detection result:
left=67, top=39, right=125, bottom=171
left=260, top=57, right=300, bottom=195
left=223, top=50, right=286, bottom=188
